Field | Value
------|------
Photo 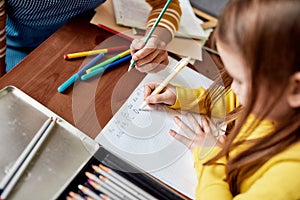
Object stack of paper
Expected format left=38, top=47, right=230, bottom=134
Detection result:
left=112, top=0, right=208, bottom=40
left=91, top=0, right=209, bottom=61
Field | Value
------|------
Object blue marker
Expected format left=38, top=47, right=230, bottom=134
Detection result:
left=81, top=54, right=132, bottom=81
left=57, top=52, right=105, bottom=93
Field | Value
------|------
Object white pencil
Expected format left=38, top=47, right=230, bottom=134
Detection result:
left=139, top=56, right=191, bottom=110
left=0, top=117, right=56, bottom=199
left=78, top=184, right=102, bottom=200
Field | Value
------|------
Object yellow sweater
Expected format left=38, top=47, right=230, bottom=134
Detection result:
left=170, top=86, right=300, bottom=199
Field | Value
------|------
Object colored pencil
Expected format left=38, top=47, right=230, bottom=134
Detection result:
left=99, top=175, right=138, bottom=200
left=0, top=117, right=52, bottom=192
left=64, top=46, right=128, bottom=60
left=0, top=118, right=56, bottom=199
left=85, top=171, right=137, bottom=200
left=85, top=172, right=102, bottom=184
left=86, top=49, right=131, bottom=73
left=57, top=52, right=105, bottom=93
left=202, top=46, right=219, bottom=56
left=81, top=54, right=131, bottom=81
left=68, top=191, right=85, bottom=200
left=97, top=24, right=133, bottom=41
left=127, top=0, right=172, bottom=72
left=66, top=196, right=73, bottom=200
left=78, top=184, right=102, bottom=200
left=87, top=179, right=118, bottom=200
left=92, top=165, right=154, bottom=200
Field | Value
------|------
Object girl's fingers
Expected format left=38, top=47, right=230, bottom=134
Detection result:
left=144, top=82, right=161, bottom=99
left=169, top=129, right=193, bottom=148
left=173, top=116, right=195, bottom=138
left=201, top=116, right=211, bottom=133
left=186, top=112, right=203, bottom=134
left=146, top=93, right=167, bottom=104
left=216, top=135, right=226, bottom=147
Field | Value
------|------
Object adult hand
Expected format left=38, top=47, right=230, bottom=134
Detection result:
left=130, top=35, right=169, bottom=73
left=144, top=81, right=177, bottom=106
left=169, top=113, right=226, bottom=151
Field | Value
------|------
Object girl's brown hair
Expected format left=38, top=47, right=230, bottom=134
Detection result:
left=205, top=0, right=300, bottom=195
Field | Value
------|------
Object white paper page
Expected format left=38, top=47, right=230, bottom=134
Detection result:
left=111, top=0, right=207, bottom=39
left=95, top=57, right=213, bottom=199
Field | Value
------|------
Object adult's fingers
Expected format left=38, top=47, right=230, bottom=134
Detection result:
left=132, top=37, right=162, bottom=61
left=130, top=39, right=145, bottom=54
left=137, top=57, right=167, bottom=73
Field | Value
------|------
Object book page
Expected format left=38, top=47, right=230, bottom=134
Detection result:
left=95, top=57, right=214, bottom=199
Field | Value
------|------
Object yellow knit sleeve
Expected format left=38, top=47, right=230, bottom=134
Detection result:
left=145, top=0, right=182, bottom=38
left=193, top=147, right=232, bottom=199
left=169, top=85, right=240, bottom=117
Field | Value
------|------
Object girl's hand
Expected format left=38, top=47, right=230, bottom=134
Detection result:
left=144, top=81, right=177, bottom=106
left=130, top=36, right=169, bottom=73
left=169, top=113, right=226, bottom=151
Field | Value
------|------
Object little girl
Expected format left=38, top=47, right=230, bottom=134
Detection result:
left=143, top=0, right=300, bottom=198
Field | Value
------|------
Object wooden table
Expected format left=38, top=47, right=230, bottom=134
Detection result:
left=0, top=11, right=220, bottom=139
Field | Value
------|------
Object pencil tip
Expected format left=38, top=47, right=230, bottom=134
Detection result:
left=85, top=171, right=94, bottom=178
left=138, top=108, right=151, bottom=112
left=99, top=175, right=107, bottom=182
left=91, top=165, right=100, bottom=172
left=99, top=164, right=110, bottom=172
left=139, top=101, right=148, bottom=110
left=78, top=184, right=84, bottom=190
left=88, top=179, right=98, bottom=187
left=127, top=60, right=135, bottom=72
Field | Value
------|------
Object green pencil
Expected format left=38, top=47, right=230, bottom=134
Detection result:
left=127, top=0, right=173, bottom=72
left=86, top=49, right=131, bottom=73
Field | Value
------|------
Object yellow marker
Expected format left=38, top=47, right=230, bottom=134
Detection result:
left=64, top=45, right=128, bottom=60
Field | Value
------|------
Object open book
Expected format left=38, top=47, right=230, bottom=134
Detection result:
left=111, top=0, right=207, bottom=40
left=95, top=57, right=214, bottom=199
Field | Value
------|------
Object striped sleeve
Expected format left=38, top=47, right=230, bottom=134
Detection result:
left=146, top=0, right=182, bottom=38
left=0, top=0, right=6, bottom=75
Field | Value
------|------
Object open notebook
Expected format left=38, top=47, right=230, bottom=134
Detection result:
left=111, top=0, right=207, bottom=40
left=95, top=57, right=214, bottom=199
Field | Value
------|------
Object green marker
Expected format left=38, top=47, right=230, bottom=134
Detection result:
left=86, top=49, right=131, bottom=73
